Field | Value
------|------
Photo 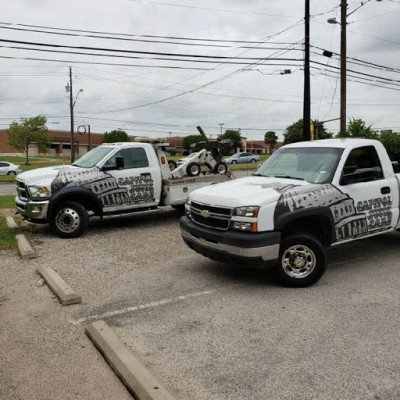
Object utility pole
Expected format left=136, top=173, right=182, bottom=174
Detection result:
left=69, top=66, right=75, bottom=163
left=218, top=123, right=224, bottom=136
left=303, top=0, right=311, bottom=141
left=88, top=124, right=91, bottom=151
left=340, top=0, right=347, bottom=137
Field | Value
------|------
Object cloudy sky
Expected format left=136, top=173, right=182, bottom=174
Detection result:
left=0, top=0, right=399, bottom=141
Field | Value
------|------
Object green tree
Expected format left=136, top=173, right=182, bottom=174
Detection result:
left=103, top=129, right=130, bottom=143
left=6, top=115, right=49, bottom=165
left=218, top=129, right=242, bottom=152
left=182, top=134, right=203, bottom=150
left=264, top=131, right=278, bottom=152
left=379, top=131, right=400, bottom=155
left=344, top=118, right=377, bottom=139
left=283, top=119, right=332, bottom=144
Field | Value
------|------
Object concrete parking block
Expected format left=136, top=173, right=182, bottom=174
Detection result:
left=37, top=265, right=81, bottom=306
left=16, top=234, right=36, bottom=259
left=6, top=216, right=18, bottom=229
left=86, top=320, right=176, bottom=400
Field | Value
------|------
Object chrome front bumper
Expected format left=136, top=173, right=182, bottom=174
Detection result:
left=15, top=196, right=49, bottom=221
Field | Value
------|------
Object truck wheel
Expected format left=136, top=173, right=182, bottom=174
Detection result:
left=213, top=161, right=228, bottom=175
left=7, top=171, right=16, bottom=175
left=273, top=233, right=327, bottom=287
left=51, top=201, right=89, bottom=238
left=168, top=160, right=177, bottom=171
left=232, top=160, right=237, bottom=164
left=186, top=162, right=201, bottom=177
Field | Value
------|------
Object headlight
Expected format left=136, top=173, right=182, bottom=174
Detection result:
left=232, top=206, right=259, bottom=217
left=29, top=185, right=51, bottom=200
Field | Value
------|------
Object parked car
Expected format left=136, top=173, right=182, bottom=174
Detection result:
left=177, top=152, right=199, bottom=166
left=0, top=161, right=22, bottom=175
left=225, top=152, right=260, bottom=164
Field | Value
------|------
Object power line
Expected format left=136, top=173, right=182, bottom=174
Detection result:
left=0, top=21, right=298, bottom=45
left=126, top=0, right=301, bottom=19
left=0, top=23, right=301, bottom=50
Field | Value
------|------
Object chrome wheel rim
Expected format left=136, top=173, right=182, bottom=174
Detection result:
left=55, top=208, right=81, bottom=234
left=282, top=244, right=316, bottom=279
left=190, top=165, right=199, bottom=175
left=217, top=164, right=226, bottom=174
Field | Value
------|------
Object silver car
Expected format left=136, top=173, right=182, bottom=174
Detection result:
left=0, top=161, right=22, bottom=175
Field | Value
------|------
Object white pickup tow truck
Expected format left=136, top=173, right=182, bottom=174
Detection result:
left=181, top=138, right=400, bottom=287
left=15, top=141, right=232, bottom=238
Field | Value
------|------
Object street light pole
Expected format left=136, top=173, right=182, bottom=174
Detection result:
left=69, top=66, right=74, bottom=163
left=303, top=0, right=311, bottom=141
left=340, top=0, right=347, bottom=137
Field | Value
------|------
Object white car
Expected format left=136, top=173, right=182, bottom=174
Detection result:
left=0, top=161, right=22, bottom=175
left=177, top=152, right=199, bottom=166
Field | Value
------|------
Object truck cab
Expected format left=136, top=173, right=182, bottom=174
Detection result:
left=180, top=139, right=400, bottom=287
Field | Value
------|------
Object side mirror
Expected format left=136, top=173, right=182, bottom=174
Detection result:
left=392, top=161, right=399, bottom=173
left=115, top=156, right=124, bottom=170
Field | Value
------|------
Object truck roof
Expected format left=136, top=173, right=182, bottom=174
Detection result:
left=284, top=138, right=381, bottom=149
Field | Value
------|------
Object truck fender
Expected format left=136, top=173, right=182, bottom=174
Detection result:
left=48, top=186, right=103, bottom=218
left=274, top=206, right=335, bottom=246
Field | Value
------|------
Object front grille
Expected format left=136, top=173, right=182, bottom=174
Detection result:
left=16, top=180, right=30, bottom=200
left=190, top=201, right=232, bottom=231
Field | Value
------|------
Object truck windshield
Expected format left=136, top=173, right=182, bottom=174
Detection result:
left=72, top=147, right=114, bottom=168
left=254, top=147, right=343, bottom=184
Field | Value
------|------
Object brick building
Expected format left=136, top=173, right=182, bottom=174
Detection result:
left=0, top=130, right=185, bottom=157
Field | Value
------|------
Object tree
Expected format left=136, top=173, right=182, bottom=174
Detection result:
left=344, top=118, right=377, bottom=139
left=218, top=129, right=242, bottom=152
left=264, top=131, right=278, bottom=152
left=379, top=131, right=400, bottom=158
left=103, top=129, right=130, bottom=143
left=6, top=115, right=49, bottom=165
left=283, top=119, right=332, bottom=145
left=182, top=134, right=203, bottom=150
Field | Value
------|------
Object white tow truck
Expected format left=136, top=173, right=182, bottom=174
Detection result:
left=181, top=139, right=400, bottom=287
left=15, top=140, right=232, bottom=238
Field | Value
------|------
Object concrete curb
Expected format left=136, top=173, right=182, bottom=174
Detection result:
left=16, top=234, right=36, bottom=259
left=86, top=320, right=176, bottom=400
left=6, top=216, right=18, bottom=229
left=37, top=265, right=81, bottom=306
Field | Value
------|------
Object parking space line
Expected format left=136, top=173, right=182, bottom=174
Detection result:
left=71, top=288, right=223, bottom=325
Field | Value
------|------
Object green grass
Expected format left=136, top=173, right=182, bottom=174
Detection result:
left=0, top=156, right=67, bottom=183
left=0, top=195, right=15, bottom=209
left=0, top=216, right=17, bottom=249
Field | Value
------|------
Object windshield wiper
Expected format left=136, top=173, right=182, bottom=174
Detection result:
left=273, top=175, right=304, bottom=181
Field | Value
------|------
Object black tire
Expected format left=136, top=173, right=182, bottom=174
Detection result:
left=272, top=233, right=327, bottom=287
left=251, top=159, right=256, bottom=163
left=232, top=160, right=238, bottom=164
left=7, top=171, right=16, bottom=175
left=50, top=201, right=89, bottom=239
left=171, top=204, right=185, bottom=215
left=186, top=162, right=201, bottom=177
left=213, top=161, right=228, bottom=175
left=168, top=160, right=177, bottom=171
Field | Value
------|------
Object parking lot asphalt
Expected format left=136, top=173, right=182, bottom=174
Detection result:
left=0, top=183, right=15, bottom=196
left=1, top=208, right=399, bottom=400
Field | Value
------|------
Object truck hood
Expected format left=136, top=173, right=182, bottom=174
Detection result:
left=190, top=176, right=311, bottom=208
left=17, top=165, right=84, bottom=186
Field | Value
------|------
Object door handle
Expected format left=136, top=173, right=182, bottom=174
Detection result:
left=381, top=186, right=391, bottom=194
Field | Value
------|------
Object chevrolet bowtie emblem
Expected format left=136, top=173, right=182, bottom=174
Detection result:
left=200, top=209, right=211, bottom=218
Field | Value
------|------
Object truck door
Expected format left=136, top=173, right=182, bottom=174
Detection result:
left=333, top=145, right=398, bottom=242
left=100, top=146, right=161, bottom=212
